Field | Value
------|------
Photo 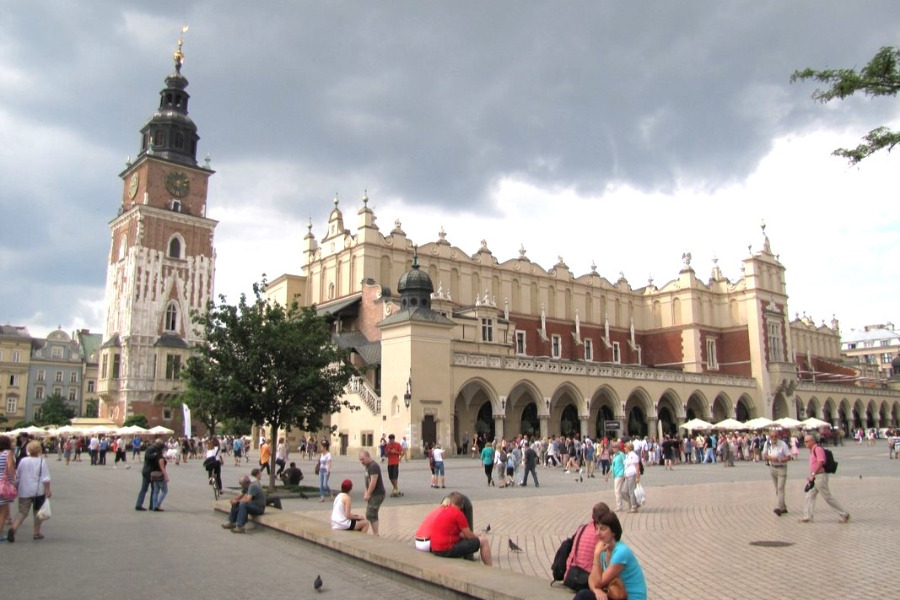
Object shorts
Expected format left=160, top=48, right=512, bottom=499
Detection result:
left=432, top=537, right=480, bottom=559
left=366, top=493, right=385, bottom=521
left=433, top=462, right=444, bottom=476
left=506, top=466, right=514, bottom=477
left=234, top=449, right=242, bottom=458
left=415, top=538, right=431, bottom=552
left=387, top=464, right=399, bottom=481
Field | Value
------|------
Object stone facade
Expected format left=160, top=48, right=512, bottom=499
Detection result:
left=269, top=197, right=900, bottom=457
left=0, top=325, right=32, bottom=425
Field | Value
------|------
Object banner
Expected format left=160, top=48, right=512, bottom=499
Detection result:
left=182, top=403, right=192, bottom=437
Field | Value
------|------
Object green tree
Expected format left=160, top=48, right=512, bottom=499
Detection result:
left=184, top=280, right=357, bottom=489
left=792, top=46, right=900, bottom=164
left=38, top=393, right=75, bottom=426
left=179, top=355, right=226, bottom=436
left=123, top=414, right=149, bottom=429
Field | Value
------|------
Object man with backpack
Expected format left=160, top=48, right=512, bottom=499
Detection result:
left=800, top=434, right=849, bottom=524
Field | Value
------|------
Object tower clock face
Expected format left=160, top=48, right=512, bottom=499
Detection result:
left=128, top=173, right=140, bottom=199
left=165, top=171, right=190, bottom=197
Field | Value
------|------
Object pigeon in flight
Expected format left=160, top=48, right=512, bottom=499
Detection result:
left=314, top=575, right=323, bottom=592
left=508, top=539, right=523, bottom=552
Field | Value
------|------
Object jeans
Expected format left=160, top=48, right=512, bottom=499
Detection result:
left=135, top=472, right=151, bottom=508
left=229, top=501, right=264, bottom=527
left=319, top=469, right=331, bottom=498
left=521, top=464, right=539, bottom=487
left=151, top=480, right=168, bottom=509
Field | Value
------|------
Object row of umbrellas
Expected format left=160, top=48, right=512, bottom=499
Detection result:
left=1, top=424, right=176, bottom=438
left=681, top=416, right=832, bottom=432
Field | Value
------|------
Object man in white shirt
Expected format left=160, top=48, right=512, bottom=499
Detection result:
left=764, top=431, right=791, bottom=516
left=88, top=436, right=100, bottom=465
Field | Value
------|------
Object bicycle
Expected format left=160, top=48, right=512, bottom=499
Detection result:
left=209, top=472, right=220, bottom=500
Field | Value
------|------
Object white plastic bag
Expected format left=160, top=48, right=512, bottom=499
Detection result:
left=36, top=498, right=52, bottom=521
left=634, top=483, right=646, bottom=506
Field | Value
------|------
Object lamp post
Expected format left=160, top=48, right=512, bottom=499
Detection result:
left=404, top=375, right=412, bottom=409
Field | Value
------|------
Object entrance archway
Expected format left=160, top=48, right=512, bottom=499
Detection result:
left=595, top=405, right=615, bottom=439
left=520, top=402, right=539, bottom=437
left=627, top=406, right=647, bottom=437
left=657, top=405, right=676, bottom=437
left=475, top=402, right=495, bottom=442
left=560, top=404, right=578, bottom=438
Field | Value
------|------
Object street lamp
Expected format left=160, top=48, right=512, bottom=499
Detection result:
left=404, top=375, right=412, bottom=409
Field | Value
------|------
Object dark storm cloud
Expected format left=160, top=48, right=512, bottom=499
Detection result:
left=1, top=1, right=899, bottom=333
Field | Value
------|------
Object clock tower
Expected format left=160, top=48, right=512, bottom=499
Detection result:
left=98, top=33, right=217, bottom=428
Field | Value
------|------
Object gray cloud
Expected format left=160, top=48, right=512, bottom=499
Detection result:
left=2, top=1, right=899, bottom=334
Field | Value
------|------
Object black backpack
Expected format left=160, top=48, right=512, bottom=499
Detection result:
left=551, top=536, right=574, bottom=583
left=822, top=447, right=838, bottom=474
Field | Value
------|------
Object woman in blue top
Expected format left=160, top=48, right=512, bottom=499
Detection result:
left=480, top=443, right=495, bottom=486
left=573, top=505, right=647, bottom=600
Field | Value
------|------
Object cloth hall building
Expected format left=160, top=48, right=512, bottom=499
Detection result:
left=268, top=198, right=900, bottom=457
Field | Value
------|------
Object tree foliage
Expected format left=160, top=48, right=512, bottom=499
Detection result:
left=38, top=393, right=76, bottom=426
left=123, top=414, right=149, bottom=429
left=792, top=46, right=900, bottom=164
left=184, top=280, right=357, bottom=489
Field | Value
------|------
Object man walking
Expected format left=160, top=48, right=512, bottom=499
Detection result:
left=359, top=450, right=385, bottom=536
left=385, top=434, right=404, bottom=497
left=800, top=434, right=849, bottom=524
left=520, top=441, right=539, bottom=487
left=763, top=430, right=791, bottom=516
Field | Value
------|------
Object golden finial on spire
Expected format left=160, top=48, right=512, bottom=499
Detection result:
left=174, top=25, right=189, bottom=73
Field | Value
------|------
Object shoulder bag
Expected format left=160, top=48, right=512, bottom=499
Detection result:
left=563, top=524, right=591, bottom=590
left=599, top=548, right=628, bottom=600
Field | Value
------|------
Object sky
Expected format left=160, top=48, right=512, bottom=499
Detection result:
left=2, top=2, right=900, bottom=342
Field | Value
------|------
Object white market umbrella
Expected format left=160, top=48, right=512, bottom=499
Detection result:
left=773, top=417, right=803, bottom=429
left=18, top=425, right=50, bottom=438
left=680, top=418, right=713, bottom=431
left=148, top=425, right=175, bottom=436
left=743, top=417, right=775, bottom=430
left=800, top=417, right=831, bottom=430
left=54, top=425, right=85, bottom=436
left=714, top=418, right=745, bottom=430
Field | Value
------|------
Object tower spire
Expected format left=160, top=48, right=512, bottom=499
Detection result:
left=174, top=25, right=188, bottom=74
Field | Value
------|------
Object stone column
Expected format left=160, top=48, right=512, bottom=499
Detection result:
left=579, top=415, right=589, bottom=440
left=539, top=415, right=549, bottom=439
left=493, top=414, right=505, bottom=442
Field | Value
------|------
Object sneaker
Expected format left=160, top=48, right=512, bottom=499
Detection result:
left=221, top=522, right=236, bottom=529
left=839, top=514, right=850, bottom=524
left=135, top=506, right=147, bottom=511
left=231, top=526, right=245, bottom=534
left=798, top=518, right=811, bottom=523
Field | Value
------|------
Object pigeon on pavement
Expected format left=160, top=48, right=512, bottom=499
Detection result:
left=509, top=539, right=523, bottom=552
left=314, top=575, right=323, bottom=592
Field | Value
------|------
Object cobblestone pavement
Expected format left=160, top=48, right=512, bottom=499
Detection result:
left=14, top=442, right=895, bottom=599
left=296, top=443, right=898, bottom=599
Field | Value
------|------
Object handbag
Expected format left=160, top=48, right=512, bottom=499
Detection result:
left=150, top=470, right=165, bottom=482
left=314, top=462, right=321, bottom=475
left=36, top=498, right=52, bottom=521
left=563, top=523, right=591, bottom=590
left=0, top=478, right=16, bottom=501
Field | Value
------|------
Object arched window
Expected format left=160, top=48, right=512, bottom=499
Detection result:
left=168, top=237, right=181, bottom=259
left=164, top=303, right=178, bottom=332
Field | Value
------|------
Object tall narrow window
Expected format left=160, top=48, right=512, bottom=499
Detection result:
left=551, top=334, right=562, bottom=359
left=584, top=338, right=594, bottom=362
left=55, top=371, right=63, bottom=383
left=37, top=370, right=45, bottom=382
left=766, top=319, right=784, bottom=363
left=165, top=303, right=178, bottom=332
left=612, top=342, right=621, bottom=364
left=6, top=397, right=17, bottom=413
left=168, top=237, right=181, bottom=258
left=112, top=354, right=121, bottom=379
left=481, top=318, right=494, bottom=343
left=166, top=354, right=182, bottom=379
left=706, top=338, right=719, bottom=370
left=515, top=330, right=526, bottom=355
left=35, top=387, right=44, bottom=400
left=101, top=354, right=108, bottom=379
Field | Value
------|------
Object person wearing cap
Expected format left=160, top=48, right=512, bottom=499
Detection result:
left=763, top=430, right=791, bottom=516
left=331, top=479, right=369, bottom=532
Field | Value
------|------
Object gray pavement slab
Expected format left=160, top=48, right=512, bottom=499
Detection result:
left=4, top=442, right=897, bottom=599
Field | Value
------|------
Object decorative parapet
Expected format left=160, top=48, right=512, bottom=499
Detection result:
left=452, top=352, right=756, bottom=388
left=797, top=381, right=900, bottom=398
left=346, top=376, right=381, bottom=414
